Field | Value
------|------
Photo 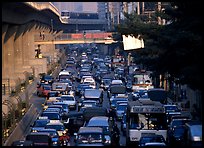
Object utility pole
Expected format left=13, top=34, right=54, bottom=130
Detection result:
left=123, top=2, right=128, bottom=13
left=157, top=2, right=162, bottom=25
left=137, top=2, right=140, bottom=15
left=142, top=2, right=145, bottom=14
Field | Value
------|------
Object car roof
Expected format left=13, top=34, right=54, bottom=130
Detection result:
left=78, top=127, right=103, bottom=134
left=87, top=116, right=109, bottom=126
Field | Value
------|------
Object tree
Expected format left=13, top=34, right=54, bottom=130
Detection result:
left=116, top=1, right=202, bottom=90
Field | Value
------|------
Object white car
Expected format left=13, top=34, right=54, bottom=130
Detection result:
left=60, top=95, right=77, bottom=110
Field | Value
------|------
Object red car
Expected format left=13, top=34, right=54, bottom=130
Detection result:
left=42, top=85, right=52, bottom=97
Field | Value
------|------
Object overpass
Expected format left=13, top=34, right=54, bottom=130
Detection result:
left=34, top=32, right=117, bottom=44
left=2, top=2, right=112, bottom=91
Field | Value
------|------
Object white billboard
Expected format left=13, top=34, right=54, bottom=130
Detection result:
left=122, top=34, right=144, bottom=50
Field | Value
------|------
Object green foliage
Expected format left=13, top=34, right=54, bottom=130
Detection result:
left=117, top=2, right=202, bottom=90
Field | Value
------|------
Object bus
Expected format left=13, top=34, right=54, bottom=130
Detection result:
left=132, top=70, right=154, bottom=91
left=61, top=10, right=70, bottom=23
left=126, top=98, right=168, bottom=146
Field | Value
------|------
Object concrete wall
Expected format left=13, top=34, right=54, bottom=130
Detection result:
left=2, top=22, right=59, bottom=92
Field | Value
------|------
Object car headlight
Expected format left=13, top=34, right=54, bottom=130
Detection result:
left=104, top=135, right=111, bottom=144
left=52, top=141, right=58, bottom=145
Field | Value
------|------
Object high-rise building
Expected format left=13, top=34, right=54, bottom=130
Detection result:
left=108, top=2, right=122, bottom=30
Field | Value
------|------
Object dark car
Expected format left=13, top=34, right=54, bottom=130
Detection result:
left=82, top=106, right=109, bottom=123
left=168, top=126, right=186, bottom=146
left=11, top=140, right=34, bottom=146
left=31, top=128, right=60, bottom=146
left=31, top=116, right=50, bottom=131
left=41, top=75, right=54, bottom=84
left=86, top=116, right=112, bottom=145
left=26, top=132, right=52, bottom=146
left=64, top=112, right=84, bottom=135
left=138, top=134, right=166, bottom=147
left=75, top=127, right=105, bottom=146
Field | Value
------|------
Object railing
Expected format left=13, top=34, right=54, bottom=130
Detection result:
left=34, top=32, right=114, bottom=41
left=2, top=79, right=10, bottom=95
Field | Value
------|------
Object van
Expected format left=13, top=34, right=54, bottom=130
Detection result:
left=185, top=121, right=202, bottom=147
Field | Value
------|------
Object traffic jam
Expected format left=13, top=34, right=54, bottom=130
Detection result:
left=12, top=45, right=202, bottom=147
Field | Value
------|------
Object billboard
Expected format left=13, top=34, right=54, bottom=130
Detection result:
left=122, top=34, right=144, bottom=50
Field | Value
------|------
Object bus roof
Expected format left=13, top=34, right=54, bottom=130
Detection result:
left=128, top=99, right=165, bottom=113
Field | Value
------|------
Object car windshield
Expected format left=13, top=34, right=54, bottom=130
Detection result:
left=171, top=120, right=187, bottom=127
left=117, top=105, right=127, bottom=111
left=45, top=125, right=64, bottom=131
left=140, top=136, right=165, bottom=144
left=61, top=96, right=74, bottom=101
left=173, top=127, right=185, bottom=135
left=165, top=106, right=180, bottom=112
left=33, top=120, right=49, bottom=127
left=42, top=112, right=60, bottom=120
left=78, top=133, right=103, bottom=143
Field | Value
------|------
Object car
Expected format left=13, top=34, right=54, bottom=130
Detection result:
left=37, top=82, right=51, bottom=97
left=31, top=128, right=60, bottom=146
left=168, top=125, right=186, bottom=146
left=11, top=140, right=34, bottom=146
left=110, top=97, right=128, bottom=109
left=138, top=134, right=166, bottom=147
left=60, top=95, right=77, bottom=110
left=75, top=84, right=90, bottom=96
left=86, top=116, right=112, bottom=145
left=82, top=107, right=109, bottom=123
left=115, top=103, right=127, bottom=120
left=31, top=116, right=50, bottom=132
left=41, top=75, right=54, bottom=84
left=47, top=91, right=60, bottom=100
left=168, top=118, right=190, bottom=131
left=52, top=102, right=69, bottom=119
left=75, top=127, right=105, bottom=146
left=78, top=100, right=98, bottom=112
left=100, top=77, right=112, bottom=90
left=25, top=132, right=52, bottom=146
left=41, top=111, right=61, bottom=122
left=164, top=104, right=182, bottom=124
left=184, top=121, right=202, bottom=147
left=45, top=121, right=67, bottom=137
left=64, top=112, right=84, bottom=135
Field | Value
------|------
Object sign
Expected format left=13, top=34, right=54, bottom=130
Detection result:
left=122, top=35, right=144, bottom=50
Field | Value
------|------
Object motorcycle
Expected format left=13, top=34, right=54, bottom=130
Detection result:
left=60, top=139, right=70, bottom=146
